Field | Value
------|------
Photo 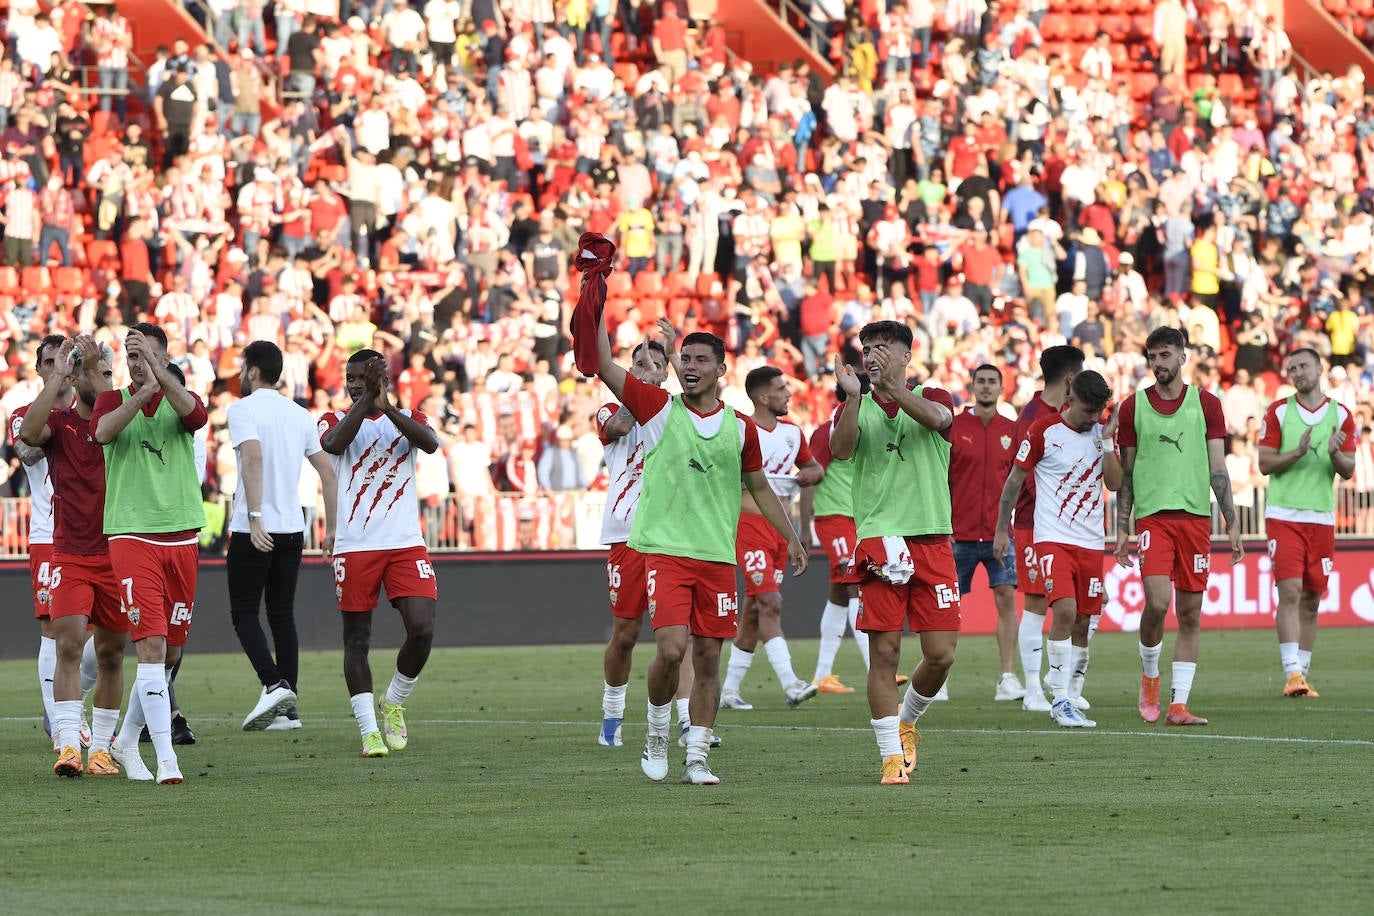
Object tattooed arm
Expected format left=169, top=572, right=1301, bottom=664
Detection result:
left=1209, top=437, right=1245, bottom=565
left=1114, top=447, right=1136, bottom=568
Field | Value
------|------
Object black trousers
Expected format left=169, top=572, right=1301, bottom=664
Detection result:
left=227, top=531, right=304, bottom=692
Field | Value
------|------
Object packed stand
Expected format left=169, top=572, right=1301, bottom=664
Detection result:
left=4, top=0, right=1374, bottom=551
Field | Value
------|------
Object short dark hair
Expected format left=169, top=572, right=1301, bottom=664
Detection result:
left=972, top=363, right=1001, bottom=382
left=242, top=340, right=284, bottom=385
left=130, top=322, right=168, bottom=352
left=745, top=365, right=784, bottom=398
left=1145, top=326, right=1189, bottom=353
left=347, top=348, right=384, bottom=365
left=630, top=339, right=668, bottom=362
left=858, top=320, right=914, bottom=348
left=1071, top=369, right=1112, bottom=407
left=1039, top=345, right=1085, bottom=385
left=681, top=332, right=726, bottom=363
left=1287, top=347, right=1322, bottom=367
left=37, top=334, right=67, bottom=365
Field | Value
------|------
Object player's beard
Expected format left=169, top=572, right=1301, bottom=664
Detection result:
left=78, top=386, right=98, bottom=409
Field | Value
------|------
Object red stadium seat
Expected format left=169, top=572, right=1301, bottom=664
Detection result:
left=0, top=266, right=18, bottom=296
left=633, top=270, right=664, bottom=296
left=606, top=272, right=632, bottom=298
left=21, top=266, right=49, bottom=292
left=1039, top=14, right=1069, bottom=41
left=52, top=266, right=83, bottom=294
left=86, top=239, right=119, bottom=267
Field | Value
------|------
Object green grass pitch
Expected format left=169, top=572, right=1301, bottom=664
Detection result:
left=3, top=628, right=1372, bottom=914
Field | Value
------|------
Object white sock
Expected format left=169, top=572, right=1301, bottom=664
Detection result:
left=350, top=692, right=378, bottom=739
left=647, top=699, right=671, bottom=737
left=763, top=636, right=799, bottom=690
left=848, top=598, right=870, bottom=668
left=814, top=601, right=848, bottom=680
left=115, top=684, right=145, bottom=749
left=384, top=670, right=418, bottom=706
left=602, top=682, right=627, bottom=719
left=1085, top=614, right=1099, bottom=641
left=1171, top=661, right=1196, bottom=706
left=1019, top=610, right=1046, bottom=690
left=79, top=635, right=98, bottom=694
left=1069, top=644, right=1090, bottom=700
left=871, top=715, right=902, bottom=758
left=1298, top=649, right=1313, bottom=676
left=53, top=698, right=82, bottom=750
left=135, top=663, right=175, bottom=763
left=1046, top=638, right=1072, bottom=701
left=900, top=686, right=934, bottom=724
left=685, top=725, right=711, bottom=764
left=721, top=645, right=753, bottom=694
left=1279, top=642, right=1301, bottom=676
left=675, top=697, right=691, bottom=728
left=91, top=706, right=119, bottom=752
left=38, top=636, right=57, bottom=738
left=1139, top=641, right=1162, bottom=679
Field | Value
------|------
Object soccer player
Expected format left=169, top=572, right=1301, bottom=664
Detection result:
left=592, top=309, right=806, bottom=785
left=10, top=336, right=70, bottom=751
left=993, top=370, right=1121, bottom=728
left=949, top=363, right=1024, bottom=702
left=597, top=335, right=671, bottom=747
left=719, top=366, right=824, bottom=711
left=830, top=321, right=958, bottom=786
left=803, top=393, right=869, bottom=693
left=1257, top=348, right=1355, bottom=697
left=91, top=324, right=207, bottom=784
left=19, top=336, right=126, bottom=776
left=1115, top=327, right=1244, bottom=726
left=1009, top=345, right=1084, bottom=712
left=319, top=350, right=439, bottom=758
left=228, top=341, right=339, bottom=731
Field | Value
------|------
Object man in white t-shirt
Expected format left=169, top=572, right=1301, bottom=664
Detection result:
left=228, top=341, right=338, bottom=732
left=994, top=370, right=1121, bottom=729
left=319, top=349, right=441, bottom=758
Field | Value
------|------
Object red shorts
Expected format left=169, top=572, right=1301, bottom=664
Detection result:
left=30, top=543, right=54, bottom=619
left=848, top=536, right=962, bottom=633
left=643, top=553, right=738, bottom=639
left=108, top=537, right=199, bottom=646
left=1267, top=518, right=1335, bottom=594
left=814, top=515, right=857, bottom=584
left=48, top=552, right=129, bottom=633
left=1035, top=542, right=1105, bottom=616
left=606, top=542, right=648, bottom=619
left=1137, top=514, right=1212, bottom=593
left=333, top=545, right=438, bottom=612
left=736, top=512, right=788, bottom=596
left=1013, top=529, right=1045, bottom=597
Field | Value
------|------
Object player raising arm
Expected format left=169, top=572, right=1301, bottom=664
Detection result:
left=320, top=350, right=439, bottom=758
left=594, top=305, right=806, bottom=786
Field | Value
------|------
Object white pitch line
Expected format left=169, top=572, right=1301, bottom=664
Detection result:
left=7, top=715, right=1366, bottom=746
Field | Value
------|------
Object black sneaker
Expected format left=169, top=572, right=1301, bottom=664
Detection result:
left=171, top=714, right=197, bottom=745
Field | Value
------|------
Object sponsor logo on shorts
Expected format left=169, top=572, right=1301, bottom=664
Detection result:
left=716, top=592, right=737, bottom=616
left=1088, top=577, right=1103, bottom=597
left=1193, top=554, right=1210, bottom=574
left=127, top=605, right=140, bottom=626
left=750, top=572, right=764, bottom=586
left=935, top=583, right=959, bottom=609
left=772, top=570, right=784, bottom=585
left=1322, top=557, right=1334, bottom=576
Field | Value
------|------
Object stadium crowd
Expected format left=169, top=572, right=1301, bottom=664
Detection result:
left=5, top=0, right=1374, bottom=549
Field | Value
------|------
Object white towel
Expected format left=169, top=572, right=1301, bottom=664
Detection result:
left=876, top=536, right=915, bottom=585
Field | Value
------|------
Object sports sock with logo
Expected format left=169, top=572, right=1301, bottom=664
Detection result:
left=602, top=682, right=627, bottom=719
left=1069, top=645, right=1090, bottom=700
left=762, top=636, right=799, bottom=690
left=384, top=670, right=417, bottom=706
left=1139, top=640, right=1162, bottom=679
left=848, top=598, right=870, bottom=668
left=1046, top=638, right=1072, bottom=701
left=1019, top=611, right=1045, bottom=689
left=871, top=715, right=902, bottom=759
left=1279, top=642, right=1301, bottom=676
left=1171, top=662, right=1196, bottom=706
left=721, top=645, right=753, bottom=694
left=814, top=601, right=848, bottom=680
left=132, top=663, right=175, bottom=762
left=350, top=692, right=378, bottom=739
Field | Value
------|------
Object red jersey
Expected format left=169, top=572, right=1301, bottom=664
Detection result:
left=44, top=409, right=109, bottom=557
left=948, top=407, right=1017, bottom=541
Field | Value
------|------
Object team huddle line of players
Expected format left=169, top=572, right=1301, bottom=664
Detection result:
left=19, top=327, right=445, bottom=781
left=587, top=312, right=1350, bottom=785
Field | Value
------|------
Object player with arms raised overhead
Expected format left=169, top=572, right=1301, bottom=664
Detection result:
left=1008, top=345, right=1084, bottom=712
left=830, top=320, right=958, bottom=786
left=20, top=336, right=128, bottom=776
left=91, top=323, right=208, bottom=785
left=1257, top=348, right=1355, bottom=697
left=719, top=366, right=824, bottom=711
left=994, top=370, right=1121, bottom=728
left=319, top=350, right=439, bottom=758
left=592, top=305, right=807, bottom=786
left=1116, top=327, right=1243, bottom=726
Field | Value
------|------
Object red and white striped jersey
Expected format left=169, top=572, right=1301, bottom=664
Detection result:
left=755, top=417, right=813, bottom=500
left=1014, top=413, right=1109, bottom=550
left=10, top=405, right=54, bottom=545
left=91, top=14, right=132, bottom=69
left=319, top=408, right=431, bottom=553
left=597, top=401, right=644, bottom=545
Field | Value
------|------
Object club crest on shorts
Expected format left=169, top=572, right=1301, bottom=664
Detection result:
left=1028, top=567, right=1037, bottom=582
left=37, top=587, right=50, bottom=607
left=750, top=571, right=764, bottom=585
left=126, top=605, right=140, bottom=626
left=336, top=584, right=343, bottom=600
left=1043, top=578, right=1054, bottom=594
left=648, top=599, right=656, bottom=619
left=608, top=588, right=619, bottom=608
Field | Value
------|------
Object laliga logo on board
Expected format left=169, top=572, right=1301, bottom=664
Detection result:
left=1347, top=571, right=1374, bottom=623
left=1102, top=563, right=1145, bottom=632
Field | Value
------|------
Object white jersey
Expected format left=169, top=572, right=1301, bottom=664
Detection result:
left=10, top=405, right=54, bottom=545
left=755, top=418, right=810, bottom=501
left=596, top=401, right=644, bottom=545
left=318, top=409, right=430, bottom=554
left=1015, top=413, right=1108, bottom=550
